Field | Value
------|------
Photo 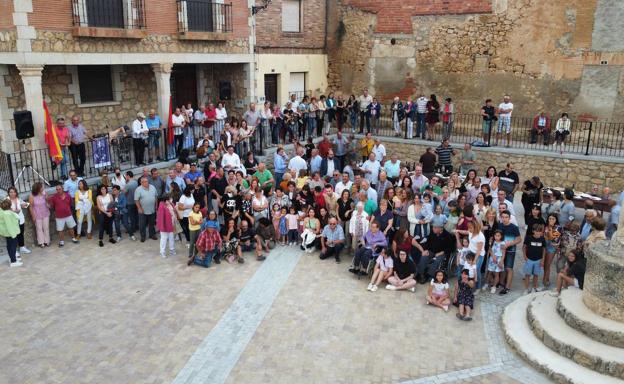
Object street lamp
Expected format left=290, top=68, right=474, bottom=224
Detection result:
left=252, top=0, right=272, bottom=15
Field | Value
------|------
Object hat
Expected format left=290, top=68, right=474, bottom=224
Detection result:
left=206, top=220, right=219, bottom=229
left=137, top=112, right=146, bottom=119
left=56, top=115, right=65, bottom=121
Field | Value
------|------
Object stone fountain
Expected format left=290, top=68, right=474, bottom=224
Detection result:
left=502, top=214, right=624, bottom=384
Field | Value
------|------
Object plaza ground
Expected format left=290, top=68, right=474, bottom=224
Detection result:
left=0, top=195, right=566, bottom=384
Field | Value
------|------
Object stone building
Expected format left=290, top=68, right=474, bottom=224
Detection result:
left=326, top=0, right=624, bottom=120
left=0, top=0, right=329, bottom=152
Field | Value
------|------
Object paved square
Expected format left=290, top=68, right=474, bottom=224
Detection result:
left=0, top=235, right=552, bottom=384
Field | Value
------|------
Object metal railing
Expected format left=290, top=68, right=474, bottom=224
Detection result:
left=2, top=107, right=622, bottom=194
left=72, top=0, right=147, bottom=29
left=177, top=0, right=233, bottom=33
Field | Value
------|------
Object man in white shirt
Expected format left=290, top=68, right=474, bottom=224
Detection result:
left=416, top=93, right=428, bottom=139
left=335, top=173, right=353, bottom=197
left=491, top=190, right=516, bottom=216
left=288, top=147, right=307, bottom=176
left=361, top=180, right=378, bottom=203
left=215, top=102, right=227, bottom=140
left=361, top=153, right=381, bottom=188
left=221, top=145, right=243, bottom=174
left=132, top=112, right=149, bottom=166
left=497, top=95, right=514, bottom=147
left=372, top=138, right=386, bottom=164
left=410, top=165, right=429, bottom=192
left=497, top=202, right=518, bottom=226
left=358, top=89, right=373, bottom=133
left=171, top=108, right=186, bottom=155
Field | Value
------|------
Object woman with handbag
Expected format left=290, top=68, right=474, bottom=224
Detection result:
left=95, top=185, right=116, bottom=247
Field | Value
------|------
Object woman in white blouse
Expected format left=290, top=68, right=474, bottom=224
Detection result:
left=75, top=180, right=93, bottom=239
left=215, top=102, right=228, bottom=140
left=7, top=186, right=31, bottom=256
left=554, top=113, right=571, bottom=154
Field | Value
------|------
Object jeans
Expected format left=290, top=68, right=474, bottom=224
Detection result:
left=113, top=212, right=124, bottom=237
left=406, top=119, right=414, bottom=138
left=476, top=255, right=484, bottom=289
left=174, top=134, right=183, bottom=156
left=139, top=213, right=156, bottom=241
left=288, top=229, right=299, bottom=243
left=350, top=111, right=358, bottom=131
left=416, top=113, right=427, bottom=138
left=307, top=117, right=316, bottom=138
left=275, top=172, right=284, bottom=187
left=126, top=205, right=138, bottom=236
left=17, top=223, right=25, bottom=248
left=59, top=146, right=70, bottom=179
left=443, top=121, right=454, bottom=139
left=69, top=142, right=86, bottom=175
left=97, top=212, right=113, bottom=240
left=189, top=229, right=200, bottom=257
left=6, top=236, right=17, bottom=263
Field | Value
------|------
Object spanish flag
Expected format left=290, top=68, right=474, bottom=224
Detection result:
left=167, top=96, right=175, bottom=145
left=43, top=101, right=63, bottom=164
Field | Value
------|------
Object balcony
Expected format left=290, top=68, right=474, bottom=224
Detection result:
left=71, top=0, right=147, bottom=39
left=177, top=0, right=233, bottom=41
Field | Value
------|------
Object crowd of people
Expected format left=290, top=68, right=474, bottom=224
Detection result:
left=3, top=114, right=620, bottom=321
left=2, top=85, right=619, bottom=323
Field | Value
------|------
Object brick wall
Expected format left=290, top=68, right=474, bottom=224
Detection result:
left=28, top=0, right=249, bottom=39
left=255, top=0, right=326, bottom=51
left=342, top=0, right=492, bottom=34
left=0, top=0, right=14, bottom=29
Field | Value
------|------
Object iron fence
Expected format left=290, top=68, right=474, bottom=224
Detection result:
left=72, top=0, right=147, bottom=29
left=177, top=0, right=233, bottom=33
left=2, top=107, right=623, bottom=194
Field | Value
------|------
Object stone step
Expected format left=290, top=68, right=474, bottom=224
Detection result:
left=503, top=293, right=623, bottom=384
left=557, top=288, right=624, bottom=348
left=528, top=292, right=624, bottom=379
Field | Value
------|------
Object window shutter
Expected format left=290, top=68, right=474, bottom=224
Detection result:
left=282, top=0, right=300, bottom=32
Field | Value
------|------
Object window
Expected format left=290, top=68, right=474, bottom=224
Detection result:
left=78, top=65, right=114, bottom=103
left=282, top=0, right=301, bottom=33
left=289, top=72, right=306, bottom=100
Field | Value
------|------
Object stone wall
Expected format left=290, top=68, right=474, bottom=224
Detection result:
left=199, top=63, right=248, bottom=116
left=381, top=139, right=624, bottom=193
left=0, top=30, right=16, bottom=52
left=327, top=0, right=624, bottom=120
left=30, top=31, right=249, bottom=54
left=3, top=64, right=157, bottom=149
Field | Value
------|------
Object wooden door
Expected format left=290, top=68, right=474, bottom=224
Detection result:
left=172, top=64, right=198, bottom=109
left=264, top=74, right=278, bottom=105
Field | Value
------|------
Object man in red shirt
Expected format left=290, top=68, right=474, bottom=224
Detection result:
left=317, top=134, right=331, bottom=158
left=48, top=185, right=79, bottom=247
left=55, top=116, right=71, bottom=180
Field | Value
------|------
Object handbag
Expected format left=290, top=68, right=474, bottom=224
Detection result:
left=174, top=219, right=184, bottom=235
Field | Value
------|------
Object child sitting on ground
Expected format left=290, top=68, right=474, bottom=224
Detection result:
left=367, top=247, right=394, bottom=292
left=523, top=223, right=546, bottom=294
left=426, top=270, right=451, bottom=312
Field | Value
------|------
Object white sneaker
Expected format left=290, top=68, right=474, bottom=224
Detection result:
left=116, top=237, right=122, bottom=242
left=170, top=251, right=177, bottom=257
left=535, top=286, right=545, bottom=292
left=371, top=285, right=378, bottom=292
left=524, top=288, right=533, bottom=295
left=474, top=290, right=480, bottom=296
left=490, top=287, right=497, bottom=294
left=385, top=284, right=397, bottom=291
left=443, top=305, right=449, bottom=312
left=160, top=253, right=167, bottom=259
left=186, top=244, right=190, bottom=249
left=15, top=251, right=20, bottom=257
left=131, top=235, right=137, bottom=241
left=19, top=246, right=31, bottom=254
left=409, top=287, right=416, bottom=293
left=10, top=261, right=23, bottom=267
left=366, top=283, right=373, bottom=291
left=481, top=284, right=489, bottom=292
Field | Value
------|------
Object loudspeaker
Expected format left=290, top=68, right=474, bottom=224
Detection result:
left=219, top=81, right=231, bottom=101
left=14, top=110, right=35, bottom=140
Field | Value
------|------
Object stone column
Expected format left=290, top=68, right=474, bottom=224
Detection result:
left=244, top=62, right=256, bottom=104
left=17, top=64, right=45, bottom=149
left=151, top=63, right=172, bottom=122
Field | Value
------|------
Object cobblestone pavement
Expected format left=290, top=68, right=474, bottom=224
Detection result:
left=1, top=218, right=553, bottom=384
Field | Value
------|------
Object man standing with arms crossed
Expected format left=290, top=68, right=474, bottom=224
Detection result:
left=69, top=115, right=89, bottom=176
left=497, top=95, right=514, bottom=147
